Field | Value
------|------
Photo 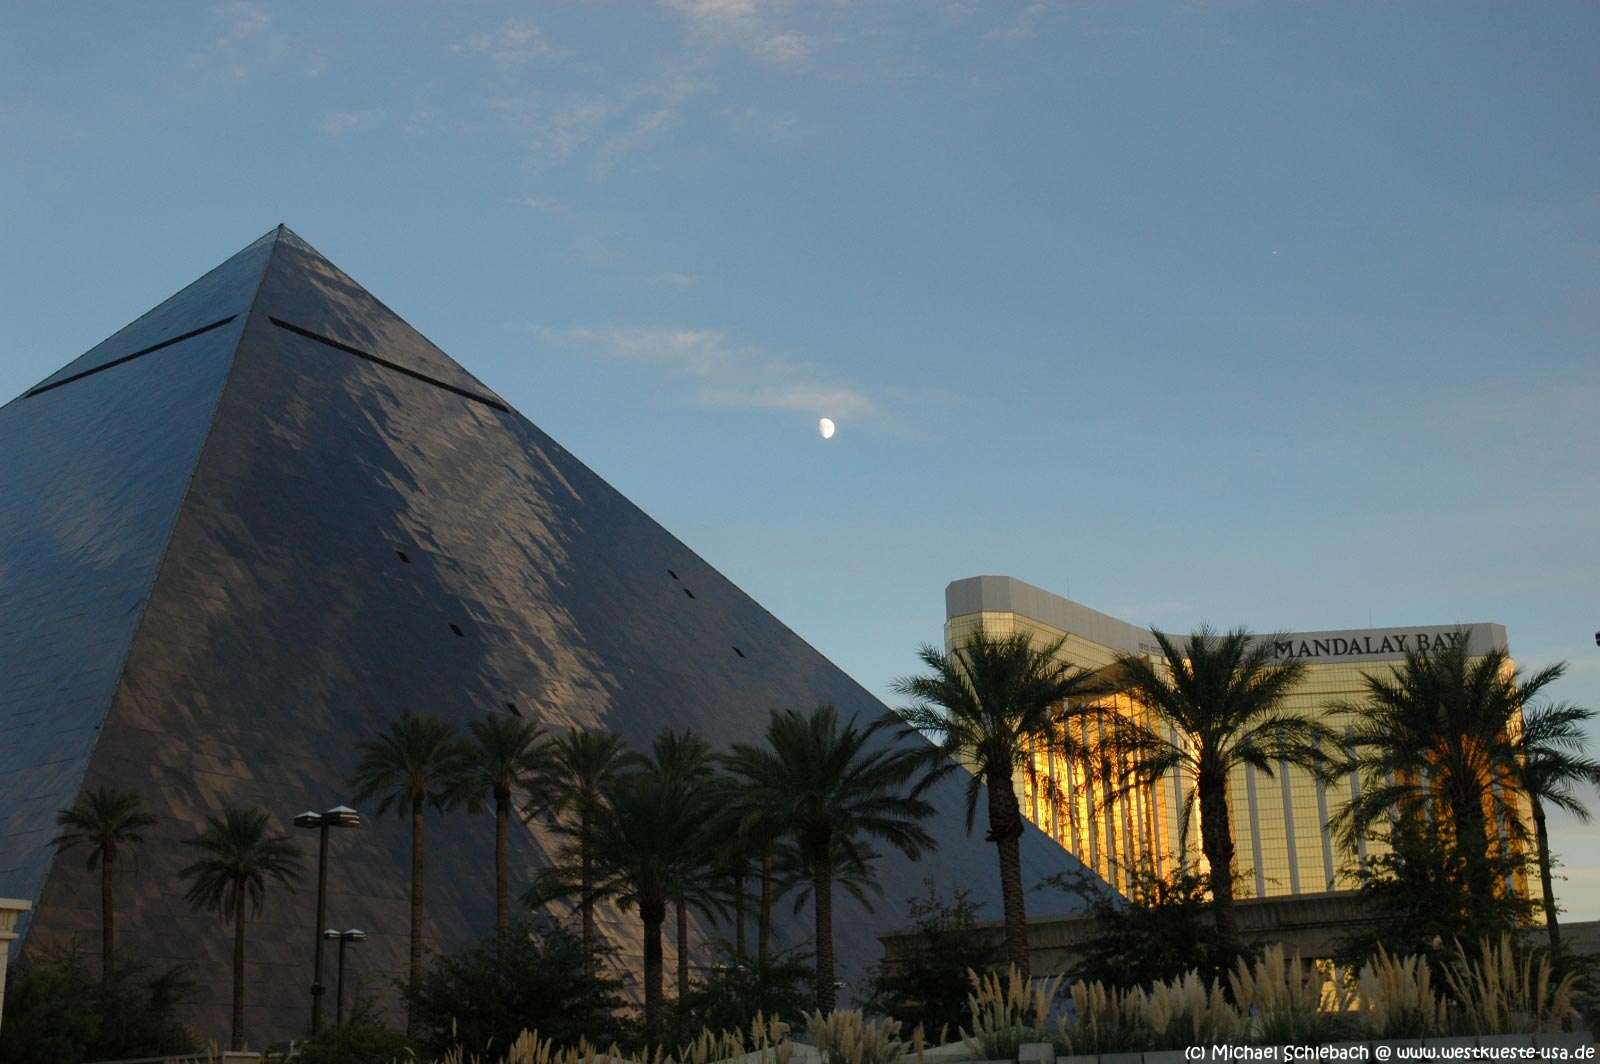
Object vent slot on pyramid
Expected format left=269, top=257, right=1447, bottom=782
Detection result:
left=268, top=316, right=508, bottom=412
left=27, top=316, right=238, bottom=397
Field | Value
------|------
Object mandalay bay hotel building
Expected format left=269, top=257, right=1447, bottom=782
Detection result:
left=945, top=575, right=1526, bottom=900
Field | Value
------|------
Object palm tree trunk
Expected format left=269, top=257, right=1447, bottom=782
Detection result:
left=643, top=902, right=666, bottom=1046
left=733, top=869, right=747, bottom=961
left=675, top=894, right=690, bottom=1046
left=1532, top=795, right=1563, bottom=965
left=581, top=809, right=596, bottom=973
left=100, top=846, right=115, bottom=982
left=1459, top=787, right=1491, bottom=896
left=495, top=788, right=510, bottom=940
left=1197, top=769, right=1239, bottom=950
left=1449, top=785, right=1496, bottom=916
left=813, top=847, right=836, bottom=1014
left=986, top=770, right=1030, bottom=982
left=758, top=846, right=774, bottom=962
left=408, top=794, right=425, bottom=1037
left=231, top=887, right=247, bottom=1051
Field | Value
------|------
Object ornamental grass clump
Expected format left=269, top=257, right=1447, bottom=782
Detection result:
left=804, top=1008, right=908, bottom=1064
left=1054, top=978, right=1146, bottom=1056
left=1353, top=946, right=1448, bottom=1039
left=1443, top=934, right=1579, bottom=1035
left=1229, top=945, right=1345, bottom=1045
left=1139, top=970, right=1239, bottom=1050
left=959, top=965, right=1063, bottom=1061
left=419, top=1017, right=797, bottom=1064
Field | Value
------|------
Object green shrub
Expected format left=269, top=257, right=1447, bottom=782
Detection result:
left=405, top=920, right=624, bottom=1060
left=1046, top=865, right=1240, bottom=990
left=0, top=941, right=197, bottom=1064
left=288, top=998, right=413, bottom=1064
left=665, top=945, right=815, bottom=1046
left=865, top=881, right=1004, bottom=1037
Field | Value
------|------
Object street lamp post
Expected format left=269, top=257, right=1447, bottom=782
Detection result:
left=323, top=928, right=366, bottom=1026
left=294, top=805, right=360, bottom=1035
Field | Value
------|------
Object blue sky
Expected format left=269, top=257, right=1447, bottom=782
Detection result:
left=4, top=1, right=1598, bottom=915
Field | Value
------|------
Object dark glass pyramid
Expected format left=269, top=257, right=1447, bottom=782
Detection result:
left=0, top=227, right=1103, bottom=1043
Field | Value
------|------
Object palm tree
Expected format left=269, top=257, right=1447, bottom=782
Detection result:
left=52, top=786, right=158, bottom=981
left=541, top=728, right=641, bottom=969
left=578, top=766, right=703, bottom=1044
left=461, top=713, right=553, bottom=938
left=704, top=774, right=773, bottom=962
left=179, top=806, right=303, bottom=1051
left=1103, top=625, right=1327, bottom=951
left=350, top=709, right=472, bottom=1027
left=891, top=628, right=1099, bottom=979
left=705, top=767, right=787, bottom=963
left=649, top=728, right=720, bottom=1035
left=1507, top=697, right=1600, bottom=965
left=1333, top=640, right=1555, bottom=920
left=722, top=705, right=935, bottom=1013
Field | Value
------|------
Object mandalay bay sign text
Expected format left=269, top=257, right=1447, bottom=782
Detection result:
left=1260, top=622, right=1507, bottom=664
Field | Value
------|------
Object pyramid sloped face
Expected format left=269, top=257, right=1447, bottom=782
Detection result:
left=255, top=228, right=505, bottom=405
left=11, top=229, right=1104, bottom=1043
left=0, top=243, right=265, bottom=908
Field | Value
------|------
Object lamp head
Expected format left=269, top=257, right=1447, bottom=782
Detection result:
left=324, top=805, right=361, bottom=827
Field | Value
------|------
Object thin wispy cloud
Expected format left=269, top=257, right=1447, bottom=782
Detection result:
left=320, top=109, right=383, bottom=137
left=537, top=325, right=877, bottom=418
left=187, top=0, right=272, bottom=78
left=211, top=0, right=270, bottom=44
left=188, top=1, right=325, bottom=79
left=493, top=77, right=699, bottom=178
left=662, top=0, right=815, bottom=64
left=454, top=19, right=562, bottom=64
left=592, top=79, right=700, bottom=178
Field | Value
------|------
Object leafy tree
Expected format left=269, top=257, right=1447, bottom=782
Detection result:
left=178, top=805, right=303, bottom=1051
left=287, top=995, right=412, bottom=1064
left=1334, top=813, right=1533, bottom=973
left=666, top=945, right=816, bottom=1044
left=892, top=628, right=1098, bottom=980
left=51, top=786, right=158, bottom=981
left=91, top=956, right=200, bottom=1060
left=1101, top=625, right=1328, bottom=951
left=0, top=942, right=199, bottom=1063
left=865, top=881, right=1005, bottom=1036
left=1333, top=639, right=1555, bottom=928
left=723, top=704, right=935, bottom=1013
left=1504, top=696, right=1600, bottom=966
left=404, top=920, right=623, bottom=1060
left=350, top=709, right=473, bottom=1028
left=0, top=941, right=99, bottom=1064
left=460, top=712, right=553, bottom=939
left=1046, top=865, right=1237, bottom=989
left=538, top=728, right=642, bottom=969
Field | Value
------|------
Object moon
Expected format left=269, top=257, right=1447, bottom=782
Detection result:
left=818, top=417, right=836, bottom=440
